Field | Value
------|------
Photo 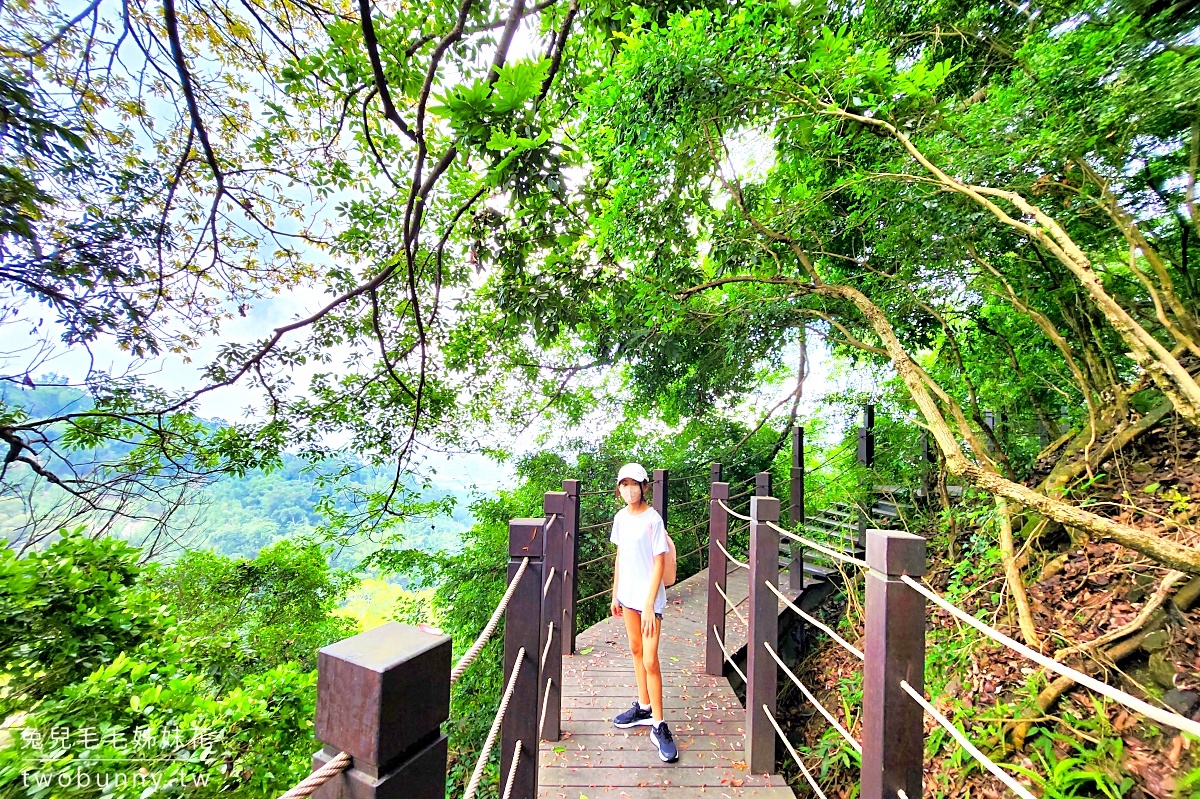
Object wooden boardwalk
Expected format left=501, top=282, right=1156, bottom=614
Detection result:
left=538, top=565, right=802, bottom=799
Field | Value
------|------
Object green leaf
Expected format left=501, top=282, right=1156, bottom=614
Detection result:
left=492, top=59, right=551, bottom=113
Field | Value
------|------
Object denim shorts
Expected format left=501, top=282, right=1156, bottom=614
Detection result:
left=619, top=601, right=663, bottom=620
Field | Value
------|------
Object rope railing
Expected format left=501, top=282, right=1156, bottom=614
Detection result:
left=712, top=625, right=748, bottom=682
left=764, top=580, right=864, bottom=660
left=762, top=703, right=830, bottom=799
left=578, top=587, right=610, bottom=604
left=463, top=646, right=525, bottom=799
left=578, top=519, right=611, bottom=533
left=538, top=675, right=554, bottom=740
left=803, top=467, right=861, bottom=502
left=499, top=742, right=522, bottom=799
left=900, top=680, right=1035, bottom=799
left=768, top=521, right=870, bottom=569
left=540, top=622, right=555, bottom=671
left=277, top=751, right=351, bottom=798
left=717, top=498, right=752, bottom=521
left=764, top=642, right=861, bottom=755
left=901, top=575, right=1200, bottom=737
left=805, top=444, right=857, bottom=475
left=669, top=495, right=711, bottom=511
left=714, top=536, right=749, bottom=570
left=577, top=550, right=617, bottom=568
left=667, top=472, right=707, bottom=483
left=451, top=556, right=531, bottom=685
left=542, top=566, right=556, bottom=599
left=726, top=487, right=755, bottom=501
left=715, top=582, right=747, bottom=625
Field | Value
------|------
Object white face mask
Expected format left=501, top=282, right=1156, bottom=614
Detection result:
left=619, top=481, right=643, bottom=505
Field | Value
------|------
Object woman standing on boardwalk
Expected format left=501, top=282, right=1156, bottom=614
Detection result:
left=608, top=463, right=679, bottom=763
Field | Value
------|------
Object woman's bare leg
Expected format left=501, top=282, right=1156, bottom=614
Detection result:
left=641, top=615, right=664, bottom=722
left=622, top=607, right=651, bottom=705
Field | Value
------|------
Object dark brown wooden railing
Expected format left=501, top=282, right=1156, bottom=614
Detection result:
left=282, top=413, right=1200, bottom=799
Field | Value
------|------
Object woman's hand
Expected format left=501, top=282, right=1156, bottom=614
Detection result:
left=611, top=597, right=621, bottom=618
left=641, top=605, right=658, bottom=638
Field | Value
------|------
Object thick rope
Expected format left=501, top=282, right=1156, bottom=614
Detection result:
left=277, top=751, right=351, bottom=799
left=768, top=520, right=869, bottom=569
left=543, top=566, right=556, bottom=599
left=763, top=641, right=861, bottom=754
left=765, top=580, right=864, bottom=660
left=538, top=676, right=553, bottom=740
left=451, top=558, right=530, bottom=685
left=713, top=536, right=749, bottom=569
left=499, top=741, right=522, bottom=799
left=462, top=647, right=524, bottom=799
left=901, top=575, right=1200, bottom=737
left=715, top=582, right=747, bottom=625
left=762, top=704, right=830, bottom=799
left=717, top=499, right=751, bottom=521
left=900, top=680, right=1035, bottom=799
left=540, top=621, right=555, bottom=671
left=712, top=625, right=748, bottom=683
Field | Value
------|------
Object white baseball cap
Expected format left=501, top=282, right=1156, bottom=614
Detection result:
left=616, top=463, right=649, bottom=484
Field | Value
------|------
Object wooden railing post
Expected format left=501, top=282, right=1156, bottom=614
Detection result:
left=789, top=427, right=804, bottom=591
left=541, top=492, right=567, bottom=742
left=652, top=468, right=669, bottom=529
left=705, top=475, right=729, bottom=677
left=501, top=518, right=545, bottom=799
left=754, top=470, right=772, bottom=497
left=746, top=494, right=781, bottom=775
left=861, top=528, right=926, bottom=799
left=857, top=405, right=876, bottom=549
left=858, top=403, right=876, bottom=467
left=920, top=431, right=935, bottom=502
left=312, top=622, right=451, bottom=798
left=561, top=479, right=581, bottom=654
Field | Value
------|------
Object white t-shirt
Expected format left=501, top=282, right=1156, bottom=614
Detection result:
left=610, top=506, right=669, bottom=615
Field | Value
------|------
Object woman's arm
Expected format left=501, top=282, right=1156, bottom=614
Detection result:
left=642, top=553, right=665, bottom=637
left=611, top=556, right=621, bottom=617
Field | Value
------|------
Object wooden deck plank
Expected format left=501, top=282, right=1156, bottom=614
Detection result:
left=540, top=788, right=796, bottom=799
left=537, top=565, right=802, bottom=799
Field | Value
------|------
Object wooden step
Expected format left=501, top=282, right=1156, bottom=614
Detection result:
left=808, top=516, right=856, bottom=531
left=814, top=505, right=853, bottom=520
left=802, top=561, right=836, bottom=581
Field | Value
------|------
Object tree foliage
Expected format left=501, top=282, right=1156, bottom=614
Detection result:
left=0, top=534, right=356, bottom=797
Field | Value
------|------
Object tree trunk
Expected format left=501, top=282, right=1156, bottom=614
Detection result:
left=997, top=497, right=1041, bottom=648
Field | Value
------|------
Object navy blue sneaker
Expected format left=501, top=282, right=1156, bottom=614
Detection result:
left=613, top=701, right=654, bottom=728
left=650, top=721, right=679, bottom=762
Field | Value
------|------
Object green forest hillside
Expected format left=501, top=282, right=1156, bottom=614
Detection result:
left=0, top=379, right=475, bottom=563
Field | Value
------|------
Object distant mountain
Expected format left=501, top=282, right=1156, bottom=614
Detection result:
left=0, top=377, right=479, bottom=563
